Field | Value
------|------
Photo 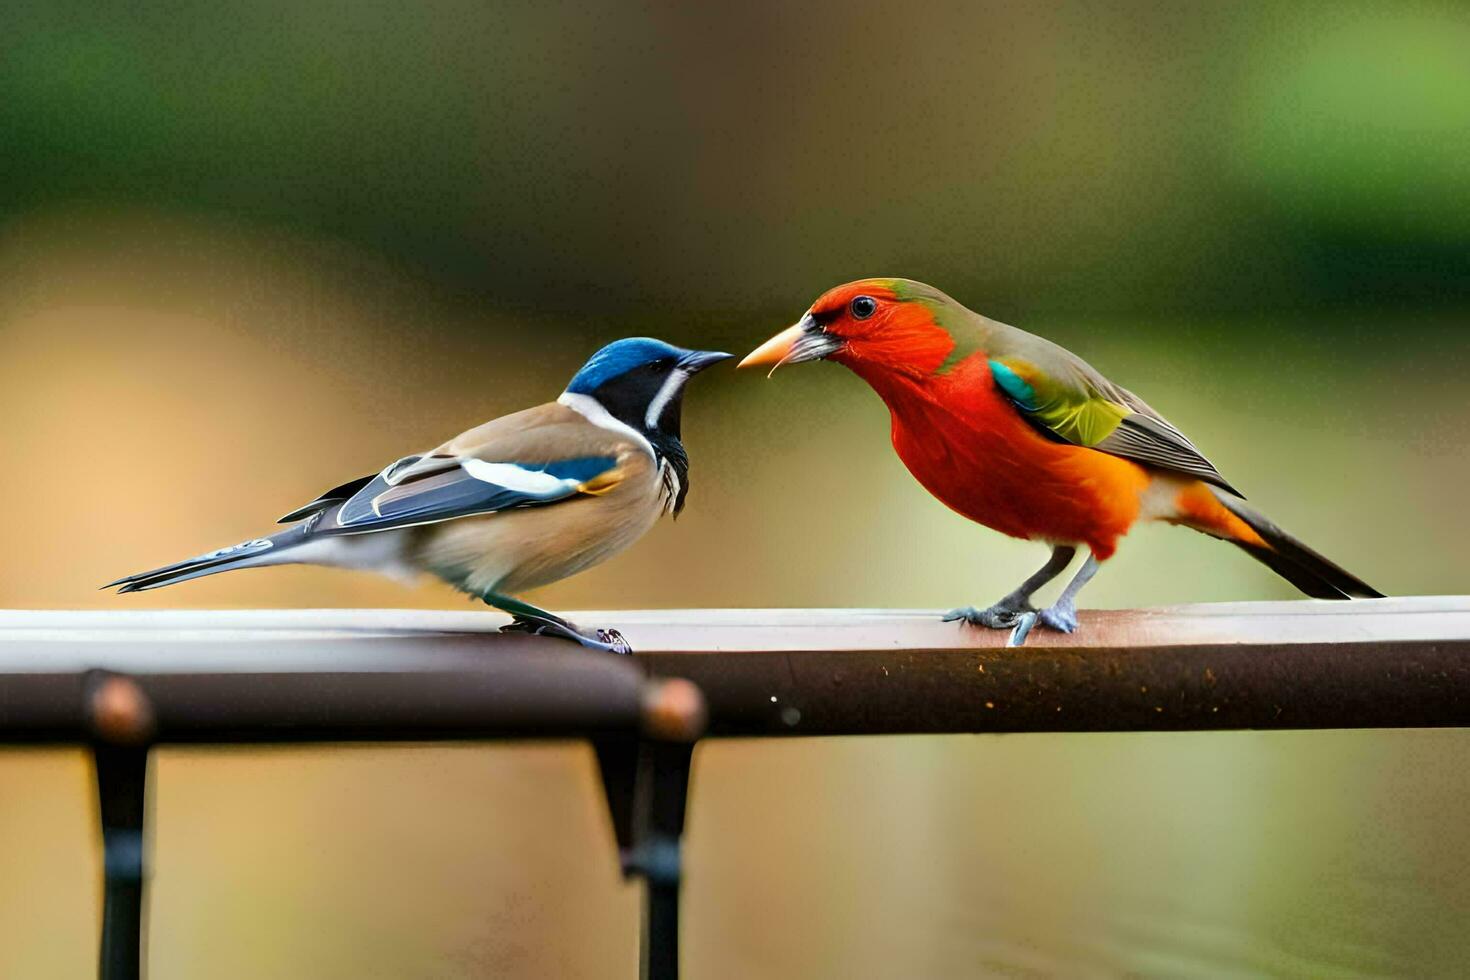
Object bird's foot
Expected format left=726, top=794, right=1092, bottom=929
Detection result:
left=500, top=615, right=633, bottom=655
left=999, top=603, right=1079, bottom=648
left=1037, top=601, right=1078, bottom=634
left=942, top=600, right=1035, bottom=629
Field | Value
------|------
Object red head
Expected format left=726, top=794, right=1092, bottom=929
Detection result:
left=740, top=278, right=983, bottom=378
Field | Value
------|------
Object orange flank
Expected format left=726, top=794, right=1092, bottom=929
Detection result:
left=1170, top=481, right=1267, bottom=548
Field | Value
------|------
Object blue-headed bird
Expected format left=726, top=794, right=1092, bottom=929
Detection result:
left=106, top=339, right=732, bottom=653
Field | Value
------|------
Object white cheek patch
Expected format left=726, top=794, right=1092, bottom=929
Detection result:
left=460, top=459, right=581, bottom=495
left=644, top=369, right=688, bottom=429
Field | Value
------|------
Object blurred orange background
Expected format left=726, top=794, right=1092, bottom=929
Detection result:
left=2, top=1, right=1468, bottom=976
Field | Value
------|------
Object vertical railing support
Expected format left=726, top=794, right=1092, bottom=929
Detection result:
left=597, top=678, right=706, bottom=980
left=86, top=673, right=157, bottom=980
left=592, top=734, right=640, bottom=873
left=633, top=738, right=695, bottom=980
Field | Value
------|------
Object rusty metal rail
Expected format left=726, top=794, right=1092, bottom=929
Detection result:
left=622, top=598, right=1470, bottom=734
left=2, top=596, right=1468, bottom=979
left=0, top=619, right=707, bottom=980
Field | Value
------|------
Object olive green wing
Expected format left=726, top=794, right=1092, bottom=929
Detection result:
left=987, top=347, right=1243, bottom=497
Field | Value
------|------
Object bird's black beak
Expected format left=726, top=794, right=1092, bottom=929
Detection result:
left=677, top=349, right=735, bottom=374
left=738, top=313, right=842, bottom=374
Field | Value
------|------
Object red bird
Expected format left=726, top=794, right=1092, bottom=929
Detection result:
left=741, top=278, right=1380, bottom=643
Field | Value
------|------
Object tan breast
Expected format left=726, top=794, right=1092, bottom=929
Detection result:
left=409, top=446, right=667, bottom=596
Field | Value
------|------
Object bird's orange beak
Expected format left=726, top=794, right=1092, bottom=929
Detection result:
left=739, top=314, right=841, bottom=374
left=738, top=323, right=805, bottom=369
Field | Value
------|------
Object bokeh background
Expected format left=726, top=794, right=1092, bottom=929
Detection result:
left=3, top=1, right=1469, bottom=976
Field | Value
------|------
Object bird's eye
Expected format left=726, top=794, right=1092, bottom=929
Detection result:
left=850, top=295, right=877, bottom=319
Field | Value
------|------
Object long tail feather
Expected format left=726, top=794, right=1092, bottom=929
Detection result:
left=104, top=525, right=311, bottom=593
left=1208, top=488, right=1383, bottom=600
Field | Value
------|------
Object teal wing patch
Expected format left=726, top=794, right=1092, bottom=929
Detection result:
left=988, top=359, right=1038, bottom=411
left=988, top=356, right=1128, bottom=446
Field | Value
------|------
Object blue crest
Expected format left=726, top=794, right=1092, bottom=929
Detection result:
left=565, top=337, right=690, bottom=394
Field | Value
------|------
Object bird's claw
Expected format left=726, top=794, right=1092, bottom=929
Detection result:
left=1006, top=604, right=1078, bottom=647
left=498, top=618, right=542, bottom=635
left=1006, top=612, right=1039, bottom=647
left=943, top=602, right=1035, bottom=629
left=594, top=628, right=633, bottom=655
left=501, top=617, right=633, bottom=655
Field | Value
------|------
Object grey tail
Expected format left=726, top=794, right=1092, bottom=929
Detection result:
left=1209, top=488, right=1384, bottom=600
left=103, top=525, right=311, bottom=594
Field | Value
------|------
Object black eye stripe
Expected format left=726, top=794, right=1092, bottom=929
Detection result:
left=850, top=295, right=877, bottom=319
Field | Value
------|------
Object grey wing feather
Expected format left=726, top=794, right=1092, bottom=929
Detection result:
left=321, top=455, right=619, bottom=535
left=277, top=473, right=380, bottom=523
left=276, top=455, right=428, bottom=523
left=1095, top=410, right=1244, bottom=497
left=1043, top=338, right=1243, bottom=497
left=276, top=402, right=635, bottom=534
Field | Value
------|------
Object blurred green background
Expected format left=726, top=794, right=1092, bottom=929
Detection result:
left=2, top=1, right=1468, bottom=976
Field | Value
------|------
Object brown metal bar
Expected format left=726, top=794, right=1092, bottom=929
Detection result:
left=628, top=599, right=1470, bottom=734
left=634, top=639, right=1470, bottom=735
left=0, top=640, right=648, bottom=743
left=2, top=602, right=1463, bottom=980
left=2, top=600, right=1468, bottom=743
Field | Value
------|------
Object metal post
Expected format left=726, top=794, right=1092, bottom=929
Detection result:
left=592, top=735, right=640, bottom=873
left=635, top=740, right=694, bottom=980
left=94, top=745, right=148, bottom=980
left=87, top=674, right=156, bottom=980
left=625, top=678, right=706, bottom=980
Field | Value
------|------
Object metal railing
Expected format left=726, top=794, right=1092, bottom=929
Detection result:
left=2, top=597, right=1467, bottom=979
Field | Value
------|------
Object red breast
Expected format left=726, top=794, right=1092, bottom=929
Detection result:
left=840, top=349, right=1150, bottom=559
